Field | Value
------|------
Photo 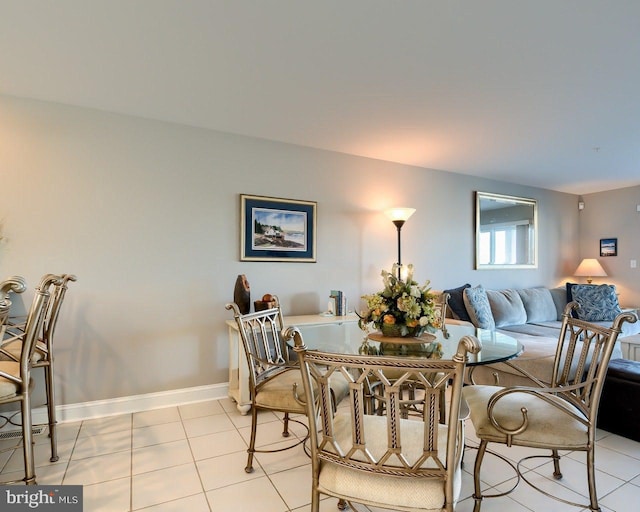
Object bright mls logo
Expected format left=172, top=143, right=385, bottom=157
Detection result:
left=1, top=486, right=83, bottom=511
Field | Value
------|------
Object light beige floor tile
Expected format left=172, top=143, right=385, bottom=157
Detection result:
left=30, top=461, right=68, bottom=485
left=182, top=414, right=236, bottom=438
left=0, top=445, right=15, bottom=471
left=64, top=450, right=132, bottom=486
left=238, top=419, right=307, bottom=448
left=254, top=439, right=311, bottom=475
left=49, top=421, right=82, bottom=443
left=71, top=428, right=131, bottom=460
left=269, top=464, right=312, bottom=510
left=83, top=476, right=131, bottom=512
left=459, top=445, right=518, bottom=488
left=455, top=495, right=531, bottom=511
left=78, top=414, right=132, bottom=437
left=219, top=397, right=240, bottom=413
left=205, top=476, right=287, bottom=512
left=596, top=432, right=640, bottom=460
left=4, top=438, right=75, bottom=471
left=227, top=409, right=279, bottom=429
left=567, top=444, right=640, bottom=481
left=493, top=472, right=588, bottom=512
left=290, top=497, right=344, bottom=512
left=188, top=429, right=247, bottom=461
left=132, top=439, right=194, bottom=475
left=132, top=462, right=203, bottom=510
left=533, top=455, right=625, bottom=498
left=600, top=481, right=640, bottom=512
left=133, top=492, right=210, bottom=511
left=133, top=407, right=181, bottom=428
left=196, top=451, right=264, bottom=491
left=178, top=399, right=225, bottom=419
left=133, top=421, right=186, bottom=449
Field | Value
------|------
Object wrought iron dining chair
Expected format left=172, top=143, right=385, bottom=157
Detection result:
left=226, top=298, right=349, bottom=473
left=287, top=325, right=481, bottom=512
left=434, top=291, right=450, bottom=339
left=0, top=274, right=61, bottom=484
left=0, top=276, right=27, bottom=301
left=462, top=302, right=636, bottom=512
left=1, top=273, right=76, bottom=462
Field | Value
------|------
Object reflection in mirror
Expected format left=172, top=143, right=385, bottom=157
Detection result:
left=476, top=192, right=537, bottom=269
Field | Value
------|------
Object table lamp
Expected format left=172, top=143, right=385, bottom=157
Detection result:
left=574, top=258, right=607, bottom=284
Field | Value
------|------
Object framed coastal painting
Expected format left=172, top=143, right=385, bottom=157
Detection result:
left=240, top=194, right=317, bottom=262
left=600, top=238, right=617, bottom=257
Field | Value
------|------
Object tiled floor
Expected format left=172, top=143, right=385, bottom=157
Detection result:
left=1, top=397, right=639, bottom=511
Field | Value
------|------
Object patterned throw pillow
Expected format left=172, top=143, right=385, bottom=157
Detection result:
left=463, top=285, right=495, bottom=329
left=570, top=284, right=621, bottom=322
left=444, top=283, right=471, bottom=322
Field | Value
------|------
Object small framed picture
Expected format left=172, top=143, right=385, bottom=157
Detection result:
left=600, top=238, right=617, bottom=257
left=240, top=194, right=317, bottom=262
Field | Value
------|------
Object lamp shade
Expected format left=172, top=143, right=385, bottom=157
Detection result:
left=574, top=258, right=607, bottom=283
left=385, top=207, right=416, bottom=223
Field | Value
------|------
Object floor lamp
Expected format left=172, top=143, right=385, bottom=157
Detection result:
left=385, top=207, right=416, bottom=280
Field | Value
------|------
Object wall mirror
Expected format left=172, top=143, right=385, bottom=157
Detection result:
left=475, top=191, right=538, bottom=269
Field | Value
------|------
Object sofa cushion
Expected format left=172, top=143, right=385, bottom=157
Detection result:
left=486, top=289, right=527, bottom=328
left=499, top=323, right=562, bottom=338
left=444, top=283, right=471, bottom=322
left=571, top=284, right=621, bottom=322
left=463, top=285, right=495, bottom=329
left=549, top=287, right=568, bottom=320
left=517, top=288, right=557, bottom=323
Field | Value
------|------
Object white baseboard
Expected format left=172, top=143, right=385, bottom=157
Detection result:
left=56, top=382, right=230, bottom=423
left=0, top=383, right=230, bottom=431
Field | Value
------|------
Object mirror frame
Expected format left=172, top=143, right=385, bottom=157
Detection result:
left=475, top=191, right=538, bottom=270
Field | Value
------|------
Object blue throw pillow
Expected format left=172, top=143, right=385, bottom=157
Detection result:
left=463, top=285, right=495, bottom=329
left=444, top=283, right=471, bottom=322
left=570, top=284, right=621, bottom=322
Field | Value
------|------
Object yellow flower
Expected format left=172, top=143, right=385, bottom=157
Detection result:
left=383, top=314, right=396, bottom=325
left=406, top=319, right=419, bottom=328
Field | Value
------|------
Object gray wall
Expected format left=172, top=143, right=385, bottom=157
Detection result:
left=580, top=187, right=640, bottom=307
left=1, top=95, right=579, bottom=405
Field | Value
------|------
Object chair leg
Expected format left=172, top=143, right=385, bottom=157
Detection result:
left=283, top=412, right=291, bottom=437
left=472, top=439, right=489, bottom=512
left=245, top=406, right=258, bottom=473
left=551, top=449, right=562, bottom=479
left=43, top=364, right=59, bottom=462
left=21, top=393, right=37, bottom=485
left=586, top=447, right=600, bottom=511
left=337, top=498, right=347, bottom=510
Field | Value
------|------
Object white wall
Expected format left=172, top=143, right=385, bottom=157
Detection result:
left=1, top=95, right=579, bottom=405
left=580, top=186, right=640, bottom=307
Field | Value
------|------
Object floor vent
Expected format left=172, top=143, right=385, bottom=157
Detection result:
left=0, top=426, right=46, bottom=440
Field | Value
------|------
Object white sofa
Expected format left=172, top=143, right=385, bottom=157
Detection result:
left=441, top=284, right=640, bottom=387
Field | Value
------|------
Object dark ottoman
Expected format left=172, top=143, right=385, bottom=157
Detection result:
left=597, top=358, right=640, bottom=442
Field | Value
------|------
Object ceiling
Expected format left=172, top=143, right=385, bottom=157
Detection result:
left=2, top=1, right=639, bottom=195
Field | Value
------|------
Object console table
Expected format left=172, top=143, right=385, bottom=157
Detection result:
left=226, top=313, right=360, bottom=414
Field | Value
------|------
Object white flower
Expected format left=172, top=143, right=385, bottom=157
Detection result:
left=419, top=316, right=429, bottom=326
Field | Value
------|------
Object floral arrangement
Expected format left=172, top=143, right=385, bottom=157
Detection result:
left=358, top=264, right=440, bottom=337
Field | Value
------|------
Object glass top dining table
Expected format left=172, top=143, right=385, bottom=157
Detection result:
left=296, top=322, right=524, bottom=367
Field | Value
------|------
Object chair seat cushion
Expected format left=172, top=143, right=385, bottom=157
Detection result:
left=0, top=361, right=21, bottom=399
left=318, top=412, right=461, bottom=511
left=255, top=368, right=350, bottom=413
left=463, top=385, right=588, bottom=449
left=0, top=339, right=46, bottom=363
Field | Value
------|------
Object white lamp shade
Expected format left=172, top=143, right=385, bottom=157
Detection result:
left=385, top=207, right=416, bottom=222
left=574, top=258, right=607, bottom=281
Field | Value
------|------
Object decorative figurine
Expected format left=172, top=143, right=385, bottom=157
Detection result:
left=233, top=274, right=251, bottom=314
